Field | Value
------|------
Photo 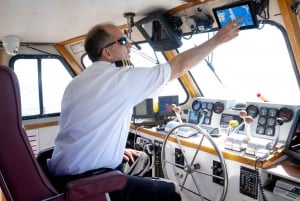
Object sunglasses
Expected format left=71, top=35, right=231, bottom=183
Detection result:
left=99, top=37, right=128, bottom=55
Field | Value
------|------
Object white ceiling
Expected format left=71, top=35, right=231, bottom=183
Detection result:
left=0, top=0, right=185, bottom=43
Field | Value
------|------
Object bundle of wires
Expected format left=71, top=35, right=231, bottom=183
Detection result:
left=252, top=0, right=270, bottom=19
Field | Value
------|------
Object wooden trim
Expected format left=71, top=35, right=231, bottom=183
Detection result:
left=55, top=35, right=86, bottom=75
left=179, top=74, right=201, bottom=97
left=24, top=121, right=59, bottom=130
left=278, top=0, right=300, bottom=72
left=55, top=43, right=83, bottom=75
left=57, top=35, right=85, bottom=46
left=163, top=50, right=200, bottom=97
left=1, top=189, right=7, bottom=201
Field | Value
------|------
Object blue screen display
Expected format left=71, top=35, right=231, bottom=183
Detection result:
left=158, top=95, right=178, bottom=116
left=216, top=5, right=254, bottom=27
left=213, top=1, right=258, bottom=30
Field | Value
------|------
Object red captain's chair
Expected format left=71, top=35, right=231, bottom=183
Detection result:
left=0, top=65, right=127, bottom=201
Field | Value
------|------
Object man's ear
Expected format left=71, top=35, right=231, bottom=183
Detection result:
left=101, top=48, right=113, bottom=62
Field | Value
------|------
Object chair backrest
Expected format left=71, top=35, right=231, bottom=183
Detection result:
left=0, top=65, right=61, bottom=201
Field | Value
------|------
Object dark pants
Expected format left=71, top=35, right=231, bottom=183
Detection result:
left=109, top=175, right=182, bottom=201
left=51, top=160, right=181, bottom=201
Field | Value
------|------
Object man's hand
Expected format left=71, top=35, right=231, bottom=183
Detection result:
left=123, top=148, right=140, bottom=163
left=213, top=18, right=242, bottom=44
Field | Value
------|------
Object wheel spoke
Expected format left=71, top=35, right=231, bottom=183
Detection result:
left=161, top=123, right=228, bottom=201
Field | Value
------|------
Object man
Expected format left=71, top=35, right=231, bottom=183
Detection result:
left=49, top=18, right=241, bottom=201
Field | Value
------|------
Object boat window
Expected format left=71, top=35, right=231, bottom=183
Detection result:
left=9, top=55, right=74, bottom=119
left=178, top=21, right=300, bottom=105
left=82, top=42, right=188, bottom=104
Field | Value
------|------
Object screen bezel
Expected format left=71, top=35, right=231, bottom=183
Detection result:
left=188, top=110, right=200, bottom=124
left=284, top=107, right=300, bottom=162
left=212, top=0, right=259, bottom=30
left=132, top=98, right=154, bottom=119
left=135, top=11, right=182, bottom=51
left=158, top=95, right=179, bottom=117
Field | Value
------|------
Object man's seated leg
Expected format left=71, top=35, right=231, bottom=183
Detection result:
left=109, top=175, right=182, bottom=201
left=122, top=151, right=151, bottom=177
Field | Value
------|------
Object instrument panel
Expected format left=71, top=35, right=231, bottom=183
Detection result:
left=188, top=97, right=299, bottom=143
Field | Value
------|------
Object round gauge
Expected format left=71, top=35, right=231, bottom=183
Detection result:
left=206, top=110, right=212, bottom=117
left=192, top=100, right=201, bottom=111
left=207, top=102, right=213, bottom=110
left=259, top=107, right=268, bottom=116
left=267, top=117, right=276, bottom=127
left=278, top=107, right=294, bottom=122
left=204, top=117, right=210, bottom=124
left=268, top=108, right=278, bottom=117
left=246, top=105, right=259, bottom=118
left=265, top=127, right=275, bottom=136
left=256, top=125, right=265, bottom=134
left=201, top=102, right=207, bottom=109
left=213, top=102, right=224, bottom=114
left=258, top=117, right=266, bottom=125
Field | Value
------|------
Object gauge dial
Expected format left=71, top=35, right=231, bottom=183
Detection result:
left=213, top=102, right=224, bottom=114
left=207, top=102, right=213, bottom=110
left=259, top=107, right=268, bottom=116
left=258, top=117, right=266, bottom=125
left=192, top=100, right=201, bottom=111
left=256, top=125, right=265, bottom=134
left=278, top=107, right=294, bottom=122
left=246, top=105, right=259, bottom=118
left=265, top=127, right=275, bottom=136
left=267, top=117, right=276, bottom=127
left=268, top=108, right=278, bottom=117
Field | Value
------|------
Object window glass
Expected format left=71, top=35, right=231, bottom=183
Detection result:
left=14, top=59, right=40, bottom=116
left=82, top=53, right=92, bottom=67
left=178, top=22, right=300, bottom=105
left=41, top=58, right=73, bottom=114
left=11, top=55, right=73, bottom=118
left=82, top=43, right=188, bottom=104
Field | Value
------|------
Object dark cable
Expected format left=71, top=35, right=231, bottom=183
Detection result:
left=255, top=159, right=268, bottom=201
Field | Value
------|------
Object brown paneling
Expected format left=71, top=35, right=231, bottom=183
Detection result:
left=24, top=121, right=59, bottom=130
left=278, top=0, right=300, bottom=72
left=164, top=50, right=200, bottom=98
left=56, top=35, right=86, bottom=75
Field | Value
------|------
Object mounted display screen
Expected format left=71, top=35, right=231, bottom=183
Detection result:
left=132, top=98, right=154, bottom=119
left=284, top=107, right=300, bottom=164
left=213, top=0, right=258, bottom=30
left=135, top=11, right=182, bottom=51
left=188, top=110, right=200, bottom=124
left=158, top=95, right=178, bottom=117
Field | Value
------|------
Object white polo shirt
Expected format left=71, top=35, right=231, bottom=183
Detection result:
left=48, top=61, right=171, bottom=176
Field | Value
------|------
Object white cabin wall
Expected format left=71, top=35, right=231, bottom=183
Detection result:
left=0, top=44, right=62, bottom=153
left=26, top=125, right=59, bottom=156
left=1, top=45, right=59, bottom=66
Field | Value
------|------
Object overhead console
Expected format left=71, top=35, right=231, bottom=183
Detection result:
left=135, top=10, right=183, bottom=51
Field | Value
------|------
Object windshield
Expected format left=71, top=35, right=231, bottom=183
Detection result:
left=178, top=21, right=300, bottom=105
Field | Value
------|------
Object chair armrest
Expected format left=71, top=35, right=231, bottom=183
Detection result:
left=65, top=170, right=127, bottom=201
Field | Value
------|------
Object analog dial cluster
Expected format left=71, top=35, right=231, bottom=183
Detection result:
left=246, top=105, right=294, bottom=136
left=191, top=99, right=224, bottom=125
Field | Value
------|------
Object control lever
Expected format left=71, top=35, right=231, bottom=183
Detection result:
left=225, top=110, right=253, bottom=151
left=169, top=104, right=198, bottom=138
left=267, top=117, right=286, bottom=150
left=246, top=117, right=286, bottom=156
left=171, top=104, right=183, bottom=124
left=197, top=109, right=208, bottom=128
left=164, top=104, right=182, bottom=132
